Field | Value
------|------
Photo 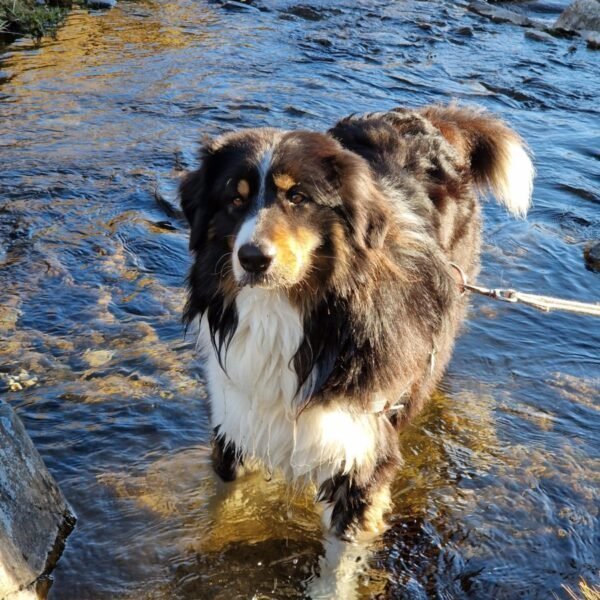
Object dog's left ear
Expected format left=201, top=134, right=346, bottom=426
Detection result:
left=331, top=151, right=390, bottom=250
left=180, top=166, right=209, bottom=251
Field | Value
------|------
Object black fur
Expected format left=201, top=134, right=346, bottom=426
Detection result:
left=211, top=427, right=242, bottom=482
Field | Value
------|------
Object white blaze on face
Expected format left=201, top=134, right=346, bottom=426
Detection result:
left=232, top=148, right=274, bottom=281
left=256, top=147, right=273, bottom=208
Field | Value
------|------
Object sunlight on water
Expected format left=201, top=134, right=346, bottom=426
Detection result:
left=0, top=0, right=598, bottom=598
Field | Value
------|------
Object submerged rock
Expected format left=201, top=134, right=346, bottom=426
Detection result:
left=85, top=0, right=116, bottom=9
left=555, top=0, right=600, bottom=32
left=0, top=369, right=38, bottom=392
left=470, top=0, right=599, bottom=48
left=468, top=1, right=535, bottom=27
left=584, top=241, right=600, bottom=272
left=210, top=0, right=263, bottom=12
left=525, top=29, right=555, bottom=42
left=455, top=26, right=474, bottom=36
left=0, top=400, right=76, bottom=599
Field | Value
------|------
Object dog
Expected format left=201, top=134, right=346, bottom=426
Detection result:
left=180, top=104, right=533, bottom=543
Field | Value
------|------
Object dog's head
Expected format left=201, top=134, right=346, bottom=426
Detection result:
left=181, top=128, right=390, bottom=297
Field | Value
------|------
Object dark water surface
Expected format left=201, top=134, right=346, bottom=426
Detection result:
left=1, top=0, right=599, bottom=598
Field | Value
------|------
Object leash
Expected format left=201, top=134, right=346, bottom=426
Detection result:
left=375, top=263, right=599, bottom=418
left=450, top=263, right=600, bottom=318
left=374, top=263, right=599, bottom=418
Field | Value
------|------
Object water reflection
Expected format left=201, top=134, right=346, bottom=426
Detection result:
left=0, top=0, right=598, bottom=598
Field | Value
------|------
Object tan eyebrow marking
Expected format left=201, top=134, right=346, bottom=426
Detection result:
left=237, top=179, right=250, bottom=198
left=273, top=173, right=296, bottom=192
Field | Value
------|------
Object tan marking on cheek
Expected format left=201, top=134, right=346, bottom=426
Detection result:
left=260, top=215, right=320, bottom=282
left=270, top=225, right=320, bottom=279
left=268, top=221, right=297, bottom=275
left=273, top=173, right=296, bottom=192
left=237, top=179, right=250, bottom=198
left=288, top=227, right=320, bottom=274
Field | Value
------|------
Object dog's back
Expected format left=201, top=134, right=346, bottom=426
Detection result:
left=330, top=106, right=533, bottom=277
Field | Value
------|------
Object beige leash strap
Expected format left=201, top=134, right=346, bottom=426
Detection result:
left=449, top=263, right=600, bottom=318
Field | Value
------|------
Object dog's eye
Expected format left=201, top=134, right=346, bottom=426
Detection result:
left=231, top=196, right=247, bottom=208
left=287, top=189, right=308, bottom=205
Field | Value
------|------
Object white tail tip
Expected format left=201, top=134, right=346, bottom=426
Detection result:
left=494, top=140, right=534, bottom=218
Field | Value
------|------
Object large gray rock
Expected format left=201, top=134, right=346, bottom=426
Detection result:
left=555, top=0, right=600, bottom=32
left=0, top=400, right=76, bottom=599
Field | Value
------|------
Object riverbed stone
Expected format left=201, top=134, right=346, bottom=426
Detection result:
left=555, top=0, right=600, bottom=32
left=468, top=1, right=535, bottom=27
left=584, top=241, right=600, bottom=272
left=0, top=400, right=76, bottom=599
left=584, top=30, right=600, bottom=47
left=525, top=29, right=555, bottom=42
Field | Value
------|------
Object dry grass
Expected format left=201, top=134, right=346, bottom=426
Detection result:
left=562, top=580, right=600, bottom=600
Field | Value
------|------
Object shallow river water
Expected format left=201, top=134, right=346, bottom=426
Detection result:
left=0, top=0, right=599, bottom=598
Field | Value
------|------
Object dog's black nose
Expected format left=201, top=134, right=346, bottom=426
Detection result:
left=238, top=243, right=275, bottom=273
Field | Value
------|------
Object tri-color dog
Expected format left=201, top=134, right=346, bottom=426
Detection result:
left=180, top=104, right=533, bottom=542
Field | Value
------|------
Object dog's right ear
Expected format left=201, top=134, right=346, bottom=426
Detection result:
left=180, top=165, right=209, bottom=251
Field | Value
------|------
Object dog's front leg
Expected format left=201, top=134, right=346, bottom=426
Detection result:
left=309, top=464, right=396, bottom=598
left=211, top=427, right=243, bottom=482
left=317, top=458, right=397, bottom=542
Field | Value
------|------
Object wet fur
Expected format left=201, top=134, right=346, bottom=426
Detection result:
left=181, top=104, right=533, bottom=540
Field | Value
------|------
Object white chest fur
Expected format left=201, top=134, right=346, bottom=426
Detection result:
left=198, top=288, right=380, bottom=483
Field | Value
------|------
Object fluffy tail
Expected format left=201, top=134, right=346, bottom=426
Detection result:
left=420, top=104, right=534, bottom=217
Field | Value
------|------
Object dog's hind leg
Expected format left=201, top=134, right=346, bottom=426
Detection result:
left=211, top=427, right=243, bottom=482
